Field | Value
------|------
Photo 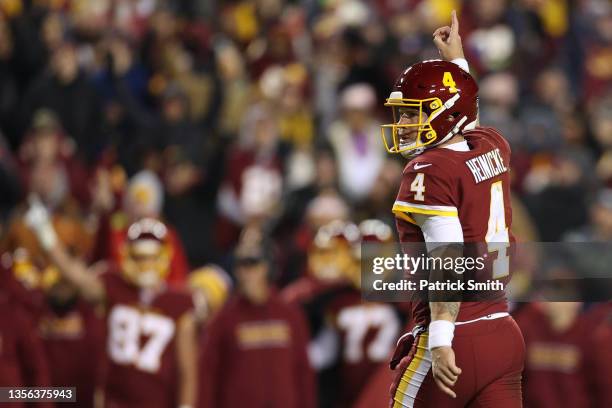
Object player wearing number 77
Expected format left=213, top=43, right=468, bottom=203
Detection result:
left=384, top=10, right=525, bottom=408
left=23, top=201, right=197, bottom=408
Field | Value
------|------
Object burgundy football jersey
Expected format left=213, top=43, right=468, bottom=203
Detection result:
left=39, top=300, right=103, bottom=408
left=0, top=293, right=52, bottom=408
left=101, top=271, right=193, bottom=408
left=326, top=287, right=401, bottom=408
left=514, top=303, right=611, bottom=408
left=198, top=293, right=316, bottom=408
left=393, top=127, right=513, bottom=326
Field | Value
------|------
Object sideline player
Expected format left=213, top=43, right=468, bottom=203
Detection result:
left=25, top=197, right=197, bottom=408
left=385, top=11, right=525, bottom=408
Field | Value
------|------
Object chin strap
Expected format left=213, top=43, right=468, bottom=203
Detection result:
left=400, top=146, right=426, bottom=159
left=438, top=115, right=468, bottom=145
left=423, top=93, right=465, bottom=148
left=405, top=114, right=468, bottom=158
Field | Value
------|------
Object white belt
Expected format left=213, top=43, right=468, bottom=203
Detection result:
left=399, top=312, right=511, bottom=344
left=454, top=312, right=509, bottom=326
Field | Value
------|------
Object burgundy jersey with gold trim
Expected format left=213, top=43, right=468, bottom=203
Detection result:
left=393, top=127, right=513, bottom=326
left=101, top=271, right=193, bottom=408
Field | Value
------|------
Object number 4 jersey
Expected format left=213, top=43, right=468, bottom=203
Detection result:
left=393, top=127, right=514, bottom=327
left=101, top=271, right=193, bottom=408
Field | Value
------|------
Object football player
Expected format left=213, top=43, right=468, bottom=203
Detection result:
left=282, top=220, right=362, bottom=306
left=385, top=11, right=525, bottom=408
left=286, top=220, right=402, bottom=408
left=4, top=249, right=103, bottom=408
left=38, top=268, right=103, bottom=408
left=281, top=220, right=364, bottom=407
left=321, top=220, right=401, bottom=408
left=25, top=197, right=197, bottom=408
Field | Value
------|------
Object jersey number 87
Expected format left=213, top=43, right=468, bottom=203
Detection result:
left=108, top=305, right=175, bottom=373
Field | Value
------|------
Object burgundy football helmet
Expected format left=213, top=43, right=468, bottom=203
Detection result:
left=308, top=220, right=360, bottom=283
left=381, top=60, right=479, bottom=156
left=121, top=218, right=172, bottom=288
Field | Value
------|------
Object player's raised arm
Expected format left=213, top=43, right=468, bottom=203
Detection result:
left=433, top=10, right=465, bottom=62
left=433, top=10, right=478, bottom=125
left=25, top=196, right=105, bottom=303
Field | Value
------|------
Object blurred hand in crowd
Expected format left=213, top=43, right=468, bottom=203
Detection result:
left=90, top=168, right=114, bottom=215
left=165, top=162, right=201, bottom=196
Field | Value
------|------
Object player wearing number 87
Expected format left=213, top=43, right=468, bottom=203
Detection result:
left=23, top=207, right=197, bottom=408
left=385, top=11, right=525, bottom=408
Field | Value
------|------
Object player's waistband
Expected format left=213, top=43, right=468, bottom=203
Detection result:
left=404, top=312, right=512, bottom=343
left=454, top=312, right=509, bottom=326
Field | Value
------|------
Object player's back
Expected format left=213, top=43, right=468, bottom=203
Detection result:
left=393, top=126, right=513, bottom=325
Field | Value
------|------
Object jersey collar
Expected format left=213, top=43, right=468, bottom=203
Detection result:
left=441, top=140, right=470, bottom=152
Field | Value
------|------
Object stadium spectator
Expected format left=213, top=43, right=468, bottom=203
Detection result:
left=20, top=42, right=104, bottom=161
left=0, top=132, right=21, bottom=225
left=328, top=83, right=385, bottom=203
left=565, top=188, right=612, bottom=241
left=215, top=104, right=284, bottom=251
left=17, top=109, right=90, bottom=206
left=0, top=14, right=19, bottom=147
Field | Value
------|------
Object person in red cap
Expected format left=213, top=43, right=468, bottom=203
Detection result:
left=24, top=197, right=197, bottom=408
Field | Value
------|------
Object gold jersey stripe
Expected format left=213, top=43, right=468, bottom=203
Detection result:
left=393, top=333, right=429, bottom=408
left=393, top=203, right=458, bottom=217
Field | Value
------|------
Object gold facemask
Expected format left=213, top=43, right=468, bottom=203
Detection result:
left=380, top=97, right=444, bottom=154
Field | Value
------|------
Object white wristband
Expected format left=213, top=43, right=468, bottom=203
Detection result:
left=451, top=58, right=469, bottom=73
left=428, top=320, right=455, bottom=350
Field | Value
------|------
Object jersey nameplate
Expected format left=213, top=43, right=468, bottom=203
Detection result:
left=465, top=148, right=508, bottom=183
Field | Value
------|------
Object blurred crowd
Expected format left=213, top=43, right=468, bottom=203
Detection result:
left=0, top=0, right=611, bottom=407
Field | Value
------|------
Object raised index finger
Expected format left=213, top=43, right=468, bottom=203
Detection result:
left=451, top=10, right=460, bottom=36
